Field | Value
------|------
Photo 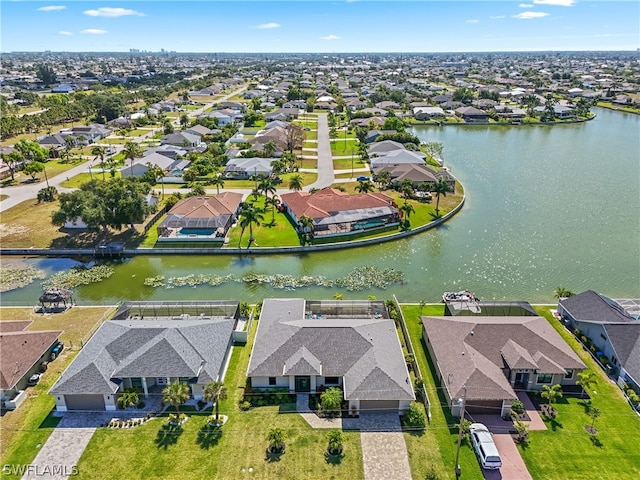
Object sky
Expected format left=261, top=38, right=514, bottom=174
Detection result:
left=1, top=1, right=638, bottom=53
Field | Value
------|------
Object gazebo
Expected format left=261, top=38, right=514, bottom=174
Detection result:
left=39, top=287, right=74, bottom=312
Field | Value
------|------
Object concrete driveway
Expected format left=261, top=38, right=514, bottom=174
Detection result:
left=470, top=415, right=532, bottom=480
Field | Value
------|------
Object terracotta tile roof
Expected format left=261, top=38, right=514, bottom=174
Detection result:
left=166, top=193, right=243, bottom=219
left=281, top=188, right=394, bottom=221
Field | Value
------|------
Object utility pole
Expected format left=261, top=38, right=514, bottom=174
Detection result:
left=454, top=384, right=467, bottom=480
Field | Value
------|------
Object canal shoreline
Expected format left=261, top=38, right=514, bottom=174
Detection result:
left=0, top=195, right=465, bottom=257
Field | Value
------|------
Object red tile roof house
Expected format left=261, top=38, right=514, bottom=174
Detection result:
left=157, top=193, right=243, bottom=243
left=280, top=188, right=400, bottom=239
left=1, top=321, right=62, bottom=410
left=422, top=315, right=585, bottom=417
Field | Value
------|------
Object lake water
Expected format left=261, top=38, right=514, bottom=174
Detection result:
left=2, top=108, right=639, bottom=305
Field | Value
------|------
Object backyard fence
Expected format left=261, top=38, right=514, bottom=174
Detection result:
left=393, top=294, right=431, bottom=421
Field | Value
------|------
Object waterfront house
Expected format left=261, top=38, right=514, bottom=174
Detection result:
left=280, top=188, right=399, bottom=238
left=422, top=315, right=586, bottom=417
left=50, top=301, right=239, bottom=411
left=1, top=322, right=62, bottom=411
left=157, top=193, right=243, bottom=243
left=558, top=290, right=640, bottom=392
left=247, top=298, right=415, bottom=415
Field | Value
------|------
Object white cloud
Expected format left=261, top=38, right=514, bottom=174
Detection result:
left=37, top=5, right=66, bottom=12
left=255, top=23, right=280, bottom=29
left=490, top=15, right=506, bottom=19
left=534, top=0, right=576, bottom=6
left=57, top=30, right=72, bottom=36
left=81, top=29, right=107, bottom=35
left=466, top=19, right=479, bottom=24
left=513, top=11, right=550, bottom=19
left=83, top=7, right=144, bottom=18
left=519, top=3, right=534, bottom=8
left=322, top=35, right=341, bottom=41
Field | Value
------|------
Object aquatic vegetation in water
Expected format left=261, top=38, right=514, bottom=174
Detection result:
left=42, top=265, right=115, bottom=289
left=143, top=266, right=405, bottom=292
left=0, top=265, right=47, bottom=292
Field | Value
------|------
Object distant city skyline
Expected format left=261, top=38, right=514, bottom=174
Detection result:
left=2, top=1, right=638, bottom=53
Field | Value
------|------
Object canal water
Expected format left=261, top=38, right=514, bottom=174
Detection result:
left=2, top=108, right=638, bottom=304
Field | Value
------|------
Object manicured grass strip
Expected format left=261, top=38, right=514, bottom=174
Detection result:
left=518, top=307, right=640, bottom=480
left=332, top=157, right=368, bottom=171
left=401, top=304, right=484, bottom=480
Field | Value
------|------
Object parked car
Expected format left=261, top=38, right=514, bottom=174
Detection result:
left=356, top=176, right=370, bottom=181
left=27, top=373, right=41, bottom=386
left=50, top=341, right=64, bottom=360
left=469, top=423, right=502, bottom=470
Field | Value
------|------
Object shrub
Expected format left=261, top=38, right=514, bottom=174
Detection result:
left=403, top=402, right=426, bottom=430
left=425, top=464, right=441, bottom=480
left=240, top=401, right=251, bottom=411
left=511, top=400, right=525, bottom=415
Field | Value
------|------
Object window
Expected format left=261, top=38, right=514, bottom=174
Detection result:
left=537, top=373, right=553, bottom=384
left=324, top=377, right=340, bottom=385
left=268, top=377, right=276, bottom=386
left=564, top=369, right=574, bottom=379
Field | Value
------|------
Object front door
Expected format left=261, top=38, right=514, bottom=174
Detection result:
left=295, top=376, right=311, bottom=392
left=514, top=372, right=528, bottom=387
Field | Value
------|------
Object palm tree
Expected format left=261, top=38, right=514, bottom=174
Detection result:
left=117, top=388, right=139, bottom=409
left=588, top=406, right=601, bottom=433
left=288, top=173, right=304, bottom=191
left=522, top=94, right=541, bottom=118
left=238, top=203, right=265, bottom=248
left=320, top=387, right=343, bottom=417
left=543, top=94, right=557, bottom=122
left=374, top=170, right=391, bottom=190
left=263, top=140, right=277, bottom=158
left=355, top=180, right=375, bottom=193
left=327, top=430, right=344, bottom=455
left=399, top=178, right=414, bottom=199
left=162, top=381, right=190, bottom=413
left=209, top=175, right=225, bottom=194
left=399, top=201, right=415, bottom=229
left=265, top=195, right=281, bottom=224
left=432, top=178, right=452, bottom=216
left=576, top=370, right=597, bottom=399
left=553, top=287, right=575, bottom=299
left=541, top=383, right=563, bottom=414
left=258, top=175, right=277, bottom=200
left=91, top=145, right=107, bottom=181
left=203, top=381, right=227, bottom=421
left=266, top=427, right=286, bottom=454
left=179, top=114, right=189, bottom=130
left=298, top=214, right=314, bottom=245
left=123, top=141, right=143, bottom=177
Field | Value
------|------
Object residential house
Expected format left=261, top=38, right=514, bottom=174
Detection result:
left=224, top=157, right=275, bottom=179
left=413, top=106, right=446, bottom=120
left=120, top=152, right=176, bottom=178
left=558, top=290, right=640, bottom=392
left=455, top=106, right=490, bottom=123
left=281, top=188, right=399, bottom=238
left=160, top=132, right=202, bottom=150
left=158, top=193, right=243, bottom=242
left=247, top=298, right=415, bottom=415
left=51, top=83, right=75, bottom=94
left=373, top=163, right=456, bottom=192
left=422, top=315, right=586, bottom=417
left=1, top=322, right=62, bottom=410
left=265, top=108, right=300, bottom=122
left=369, top=149, right=427, bottom=170
left=50, top=301, right=239, bottom=411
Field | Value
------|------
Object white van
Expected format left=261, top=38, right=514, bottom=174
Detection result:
left=469, top=423, right=502, bottom=470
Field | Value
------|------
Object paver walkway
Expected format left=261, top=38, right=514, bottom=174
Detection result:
left=296, top=395, right=411, bottom=480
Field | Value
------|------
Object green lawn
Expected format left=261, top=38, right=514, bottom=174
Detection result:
left=59, top=171, right=120, bottom=188
left=332, top=157, right=367, bottom=171
left=518, top=307, right=640, bottom=480
left=75, top=313, right=364, bottom=480
left=225, top=197, right=300, bottom=248
left=401, top=304, right=484, bottom=480
left=330, top=139, right=360, bottom=156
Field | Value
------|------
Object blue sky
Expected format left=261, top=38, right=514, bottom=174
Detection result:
left=2, top=1, right=638, bottom=52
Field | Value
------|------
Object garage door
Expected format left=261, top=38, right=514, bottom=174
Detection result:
left=465, top=400, right=502, bottom=415
left=64, top=394, right=105, bottom=411
left=360, top=400, right=399, bottom=413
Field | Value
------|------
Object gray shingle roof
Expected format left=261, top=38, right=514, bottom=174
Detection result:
left=50, top=318, right=234, bottom=395
left=422, top=316, right=586, bottom=402
left=560, top=290, right=635, bottom=324
left=603, top=323, right=640, bottom=384
left=248, top=299, right=414, bottom=402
